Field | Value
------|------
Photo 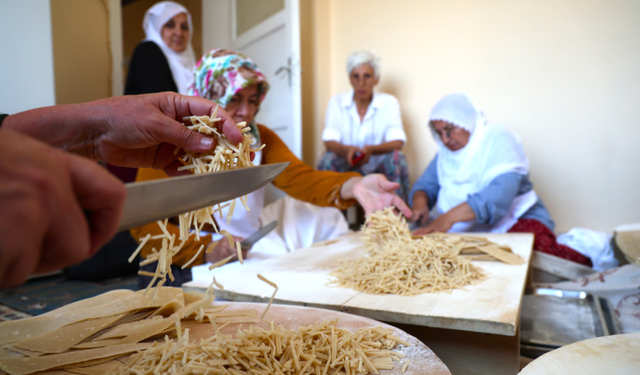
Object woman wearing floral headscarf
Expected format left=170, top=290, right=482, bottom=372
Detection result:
left=410, top=93, right=592, bottom=266
left=131, top=49, right=411, bottom=286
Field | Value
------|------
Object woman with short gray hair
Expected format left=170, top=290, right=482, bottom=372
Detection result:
left=347, top=50, right=381, bottom=80
left=318, top=50, right=409, bottom=203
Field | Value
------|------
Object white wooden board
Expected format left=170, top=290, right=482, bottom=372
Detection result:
left=184, top=232, right=534, bottom=337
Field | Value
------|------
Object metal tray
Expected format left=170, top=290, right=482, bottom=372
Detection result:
left=520, top=288, right=621, bottom=358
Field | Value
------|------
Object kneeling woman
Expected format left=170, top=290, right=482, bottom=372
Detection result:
left=131, top=50, right=410, bottom=286
left=410, top=93, right=591, bottom=266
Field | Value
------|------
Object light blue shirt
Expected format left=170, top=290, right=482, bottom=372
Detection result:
left=410, top=154, right=555, bottom=231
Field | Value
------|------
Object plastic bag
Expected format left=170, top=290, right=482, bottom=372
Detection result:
left=557, top=228, right=619, bottom=271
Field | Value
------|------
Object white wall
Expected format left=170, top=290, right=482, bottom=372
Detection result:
left=318, top=0, right=640, bottom=232
left=203, top=0, right=640, bottom=233
left=0, top=0, right=55, bottom=113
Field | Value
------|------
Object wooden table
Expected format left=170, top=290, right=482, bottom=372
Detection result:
left=184, top=232, right=534, bottom=375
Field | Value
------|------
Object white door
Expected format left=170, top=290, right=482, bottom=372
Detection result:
left=231, top=0, right=302, bottom=159
left=203, top=0, right=302, bottom=158
left=202, top=0, right=302, bottom=204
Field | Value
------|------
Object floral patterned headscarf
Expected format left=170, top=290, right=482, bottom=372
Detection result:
left=188, top=49, right=269, bottom=108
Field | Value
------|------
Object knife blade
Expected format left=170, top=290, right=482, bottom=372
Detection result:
left=240, top=220, right=278, bottom=250
left=117, top=162, right=289, bottom=232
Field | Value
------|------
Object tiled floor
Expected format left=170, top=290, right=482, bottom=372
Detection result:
left=0, top=304, right=32, bottom=321
left=0, top=274, right=138, bottom=317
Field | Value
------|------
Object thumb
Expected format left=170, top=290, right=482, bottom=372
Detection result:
left=163, top=118, right=216, bottom=154
left=410, top=209, right=421, bottom=222
left=220, top=118, right=244, bottom=145
left=420, top=215, right=429, bottom=226
left=376, top=175, right=400, bottom=192
left=419, top=210, right=430, bottom=225
left=164, top=93, right=241, bottom=151
left=394, top=195, right=412, bottom=218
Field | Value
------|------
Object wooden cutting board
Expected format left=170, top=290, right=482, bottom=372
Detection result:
left=108, top=302, right=451, bottom=375
left=184, top=232, right=534, bottom=336
left=518, top=332, right=640, bottom=374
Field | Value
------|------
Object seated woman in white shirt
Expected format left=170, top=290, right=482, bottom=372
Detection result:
left=317, top=50, right=409, bottom=202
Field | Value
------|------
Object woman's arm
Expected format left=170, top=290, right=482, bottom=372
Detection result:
left=467, top=173, right=522, bottom=225
left=261, top=125, right=410, bottom=216
left=358, top=140, right=403, bottom=167
left=366, top=140, right=403, bottom=155
left=414, top=202, right=476, bottom=235
left=262, top=125, right=359, bottom=209
left=409, top=156, right=440, bottom=208
left=325, top=140, right=403, bottom=166
left=413, top=172, right=523, bottom=234
left=324, top=140, right=361, bottom=163
left=411, top=190, right=430, bottom=225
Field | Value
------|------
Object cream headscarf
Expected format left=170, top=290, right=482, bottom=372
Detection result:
left=143, top=1, right=196, bottom=94
left=430, top=93, right=531, bottom=230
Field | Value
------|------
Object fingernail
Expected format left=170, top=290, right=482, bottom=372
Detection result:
left=200, top=137, right=214, bottom=148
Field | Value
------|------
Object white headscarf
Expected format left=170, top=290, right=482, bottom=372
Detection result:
left=143, top=1, right=196, bottom=95
left=430, top=93, right=530, bottom=225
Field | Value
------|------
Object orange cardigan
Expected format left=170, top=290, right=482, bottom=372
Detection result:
left=129, top=124, right=360, bottom=267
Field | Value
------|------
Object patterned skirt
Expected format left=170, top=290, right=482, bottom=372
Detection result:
left=317, top=150, right=410, bottom=203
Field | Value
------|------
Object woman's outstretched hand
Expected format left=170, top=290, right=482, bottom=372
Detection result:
left=341, top=174, right=411, bottom=218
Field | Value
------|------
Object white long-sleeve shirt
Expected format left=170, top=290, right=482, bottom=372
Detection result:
left=322, top=90, right=406, bottom=174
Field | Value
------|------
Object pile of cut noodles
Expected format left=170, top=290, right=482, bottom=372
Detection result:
left=329, top=208, right=486, bottom=295
left=130, top=109, right=265, bottom=295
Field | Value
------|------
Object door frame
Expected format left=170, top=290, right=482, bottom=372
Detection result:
left=108, top=0, right=123, bottom=97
